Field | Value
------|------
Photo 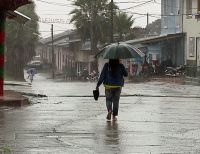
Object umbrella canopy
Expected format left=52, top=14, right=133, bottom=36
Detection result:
left=100, top=43, right=145, bottom=59
left=0, top=0, right=32, bottom=11
left=27, top=68, right=37, bottom=75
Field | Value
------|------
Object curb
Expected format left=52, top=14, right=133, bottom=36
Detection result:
left=0, top=90, right=30, bottom=107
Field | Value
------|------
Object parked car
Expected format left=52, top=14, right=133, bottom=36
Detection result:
left=26, top=56, right=43, bottom=69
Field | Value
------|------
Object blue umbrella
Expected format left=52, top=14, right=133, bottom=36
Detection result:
left=27, top=68, right=37, bottom=75
left=100, top=43, right=145, bottom=59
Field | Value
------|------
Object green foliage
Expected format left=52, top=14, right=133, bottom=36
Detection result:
left=6, top=4, right=39, bottom=46
left=5, top=3, right=39, bottom=80
left=125, top=27, right=146, bottom=40
left=70, top=0, right=112, bottom=44
left=0, top=146, right=12, bottom=153
left=70, top=0, right=135, bottom=45
left=114, top=12, right=134, bottom=41
left=146, top=19, right=161, bottom=36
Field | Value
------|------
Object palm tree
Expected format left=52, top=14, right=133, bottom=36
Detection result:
left=70, top=0, right=114, bottom=52
left=114, top=12, right=134, bottom=41
left=70, top=0, right=134, bottom=46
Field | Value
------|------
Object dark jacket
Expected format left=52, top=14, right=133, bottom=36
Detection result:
left=96, top=63, right=128, bottom=88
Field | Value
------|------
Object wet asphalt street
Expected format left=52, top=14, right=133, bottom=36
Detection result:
left=1, top=73, right=200, bottom=154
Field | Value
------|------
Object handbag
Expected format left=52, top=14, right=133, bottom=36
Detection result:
left=93, top=89, right=99, bottom=101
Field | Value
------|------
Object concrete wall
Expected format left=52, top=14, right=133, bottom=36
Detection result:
left=39, top=45, right=52, bottom=64
left=75, top=51, right=90, bottom=62
left=55, top=47, right=68, bottom=72
left=161, top=0, right=183, bottom=35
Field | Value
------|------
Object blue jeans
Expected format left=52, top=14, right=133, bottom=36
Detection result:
left=105, top=88, right=121, bottom=116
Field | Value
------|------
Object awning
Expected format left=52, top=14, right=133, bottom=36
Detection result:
left=6, top=10, right=31, bottom=24
left=0, top=0, right=32, bottom=11
left=125, top=33, right=184, bottom=44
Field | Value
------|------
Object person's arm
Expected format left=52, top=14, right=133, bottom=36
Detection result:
left=96, top=64, right=107, bottom=89
left=121, top=64, right=128, bottom=77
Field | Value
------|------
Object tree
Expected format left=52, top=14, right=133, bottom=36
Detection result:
left=125, top=27, right=146, bottom=40
left=5, top=3, right=39, bottom=80
left=114, top=12, right=134, bottom=41
left=70, top=0, right=119, bottom=52
left=146, top=19, right=161, bottom=36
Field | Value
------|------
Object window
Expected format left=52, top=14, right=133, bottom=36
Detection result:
left=176, top=14, right=181, bottom=28
left=186, top=0, right=192, bottom=16
left=170, top=0, right=175, bottom=14
left=189, top=37, right=195, bottom=57
left=197, top=38, right=200, bottom=66
left=177, top=0, right=181, bottom=14
left=163, top=0, right=167, bottom=15
left=164, top=16, right=168, bottom=28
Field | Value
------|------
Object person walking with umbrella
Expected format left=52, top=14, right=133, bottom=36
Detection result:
left=95, top=43, right=144, bottom=121
left=96, top=59, right=128, bottom=121
left=27, top=68, right=37, bottom=84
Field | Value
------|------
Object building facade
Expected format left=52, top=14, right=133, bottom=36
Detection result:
left=36, top=30, right=94, bottom=79
left=161, top=0, right=183, bottom=35
left=182, top=0, right=200, bottom=78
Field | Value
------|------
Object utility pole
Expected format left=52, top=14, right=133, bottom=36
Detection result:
left=51, top=24, right=55, bottom=79
left=110, top=0, right=114, bottom=43
left=146, top=13, right=149, bottom=36
left=0, top=12, right=5, bottom=96
left=89, top=1, right=95, bottom=74
left=90, top=1, right=95, bottom=54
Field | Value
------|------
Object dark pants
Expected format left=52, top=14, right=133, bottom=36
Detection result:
left=105, top=88, right=121, bottom=116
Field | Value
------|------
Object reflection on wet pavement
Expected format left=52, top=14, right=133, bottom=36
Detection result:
left=1, top=73, right=200, bottom=153
left=104, top=121, right=119, bottom=145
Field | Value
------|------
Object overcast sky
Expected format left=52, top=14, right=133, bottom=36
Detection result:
left=33, top=0, right=161, bottom=38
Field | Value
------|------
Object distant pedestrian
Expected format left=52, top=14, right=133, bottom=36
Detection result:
left=27, top=68, right=37, bottom=84
left=96, top=59, right=128, bottom=121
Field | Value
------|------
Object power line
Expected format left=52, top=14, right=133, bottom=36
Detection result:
left=39, top=30, right=67, bottom=32
left=116, top=1, right=153, bottom=4
left=53, top=24, right=69, bottom=29
left=153, top=0, right=198, bottom=10
left=38, top=14, right=69, bottom=15
left=65, top=0, right=76, bottom=2
left=36, top=0, right=74, bottom=7
left=118, top=8, right=199, bottom=17
left=120, top=0, right=154, bottom=10
left=36, top=10, right=70, bottom=12
left=133, top=15, right=147, bottom=19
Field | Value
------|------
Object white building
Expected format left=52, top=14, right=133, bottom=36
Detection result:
left=162, top=0, right=200, bottom=78
left=182, top=0, right=200, bottom=70
left=161, top=0, right=183, bottom=35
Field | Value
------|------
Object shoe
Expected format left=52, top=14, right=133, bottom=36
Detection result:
left=113, top=116, right=117, bottom=121
left=106, top=112, right=112, bottom=120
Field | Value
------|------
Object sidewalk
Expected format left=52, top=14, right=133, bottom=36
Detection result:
left=0, top=90, right=29, bottom=106
left=4, top=80, right=30, bottom=86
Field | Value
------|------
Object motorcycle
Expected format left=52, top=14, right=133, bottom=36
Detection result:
left=86, top=71, right=99, bottom=82
left=165, top=65, right=185, bottom=77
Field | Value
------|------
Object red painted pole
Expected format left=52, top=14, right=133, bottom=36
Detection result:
left=0, top=12, right=5, bottom=96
